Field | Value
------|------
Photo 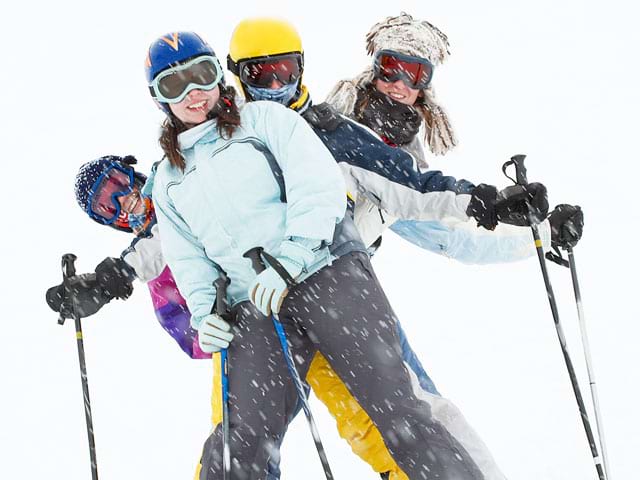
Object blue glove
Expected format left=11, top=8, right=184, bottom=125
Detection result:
left=197, top=313, right=234, bottom=353
left=247, top=238, right=318, bottom=317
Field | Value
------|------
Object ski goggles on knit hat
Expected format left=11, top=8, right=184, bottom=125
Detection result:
left=235, top=53, right=303, bottom=89
left=149, top=55, right=223, bottom=104
left=88, top=163, right=135, bottom=226
left=373, top=50, right=434, bottom=89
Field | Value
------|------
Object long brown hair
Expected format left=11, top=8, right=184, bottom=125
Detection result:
left=159, top=85, right=241, bottom=171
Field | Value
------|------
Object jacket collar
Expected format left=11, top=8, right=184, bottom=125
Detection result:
left=289, top=84, right=312, bottom=113
left=178, top=119, right=217, bottom=150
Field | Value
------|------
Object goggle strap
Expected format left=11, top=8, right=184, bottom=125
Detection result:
left=235, top=51, right=302, bottom=64
left=227, top=54, right=239, bottom=75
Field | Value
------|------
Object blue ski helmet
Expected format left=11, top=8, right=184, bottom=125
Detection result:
left=75, top=155, right=147, bottom=233
left=145, top=32, right=224, bottom=113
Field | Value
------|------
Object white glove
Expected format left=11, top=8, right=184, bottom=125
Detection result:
left=248, top=257, right=302, bottom=317
left=197, top=314, right=234, bottom=353
left=247, top=239, right=319, bottom=317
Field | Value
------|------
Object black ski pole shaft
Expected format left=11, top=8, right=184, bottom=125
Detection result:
left=213, top=273, right=231, bottom=480
left=567, top=247, right=612, bottom=479
left=503, top=156, right=606, bottom=480
left=244, top=247, right=335, bottom=480
left=532, top=226, right=605, bottom=479
left=60, top=254, right=99, bottom=480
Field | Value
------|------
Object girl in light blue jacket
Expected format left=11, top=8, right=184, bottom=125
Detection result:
left=146, top=32, right=485, bottom=480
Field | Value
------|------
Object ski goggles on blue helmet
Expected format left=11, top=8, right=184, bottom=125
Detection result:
left=87, top=162, right=135, bottom=226
left=148, top=55, right=223, bottom=104
left=373, top=50, right=434, bottom=89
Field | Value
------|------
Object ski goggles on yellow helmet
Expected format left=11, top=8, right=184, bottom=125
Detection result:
left=149, top=55, right=223, bottom=104
left=373, top=50, right=434, bottom=90
left=230, top=53, right=303, bottom=89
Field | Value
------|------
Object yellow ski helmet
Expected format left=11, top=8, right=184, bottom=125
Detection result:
left=227, top=17, right=306, bottom=104
left=228, top=17, right=303, bottom=64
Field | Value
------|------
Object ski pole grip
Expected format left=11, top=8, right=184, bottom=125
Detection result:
left=243, top=247, right=266, bottom=274
left=213, top=272, right=230, bottom=316
left=512, top=154, right=528, bottom=185
left=58, top=253, right=78, bottom=325
left=502, top=154, right=528, bottom=186
left=61, top=253, right=78, bottom=280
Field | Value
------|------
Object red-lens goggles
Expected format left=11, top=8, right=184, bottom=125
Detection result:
left=373, top=50, right=434, bottom=89
left=237, top=53, right=302, bottom=88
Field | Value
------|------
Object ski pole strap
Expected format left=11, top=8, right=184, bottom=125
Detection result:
left=545, top=245, right=570, bottom=268
left=243, top=247, right=266, bottom=273
left=243, top=247, right=296, bottom=288
left=502, top=154, right=528, bottom=186
left=261, top=251, right=296, bottom=288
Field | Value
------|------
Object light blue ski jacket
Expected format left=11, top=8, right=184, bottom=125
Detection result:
left=389, top=218, right=550, bottom=264
left=152, top=101, right=348, bottom=326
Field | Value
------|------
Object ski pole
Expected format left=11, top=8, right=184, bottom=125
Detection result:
left=502, top=155, right=606, bottom=480
left=212, top=273, right=231, bottom=480
left=546, top=246, right=612, bottom=479
left=57, top=253, right=99, bottom=480
left=243, top=247, right=335, bottom=480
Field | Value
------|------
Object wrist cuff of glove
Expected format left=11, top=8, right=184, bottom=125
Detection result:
left=96, top=257, right=137, bottom=281
left=191, top=314, right=206, bottom=330
left=279, top=237, right=320, bottom=273
left=115, top=257, right=137, bottom=281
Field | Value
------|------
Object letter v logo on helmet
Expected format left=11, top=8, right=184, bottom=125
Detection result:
left=159, top=33, right=180, bottom=51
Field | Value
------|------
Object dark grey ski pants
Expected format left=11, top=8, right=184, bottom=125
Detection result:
left=199, top=252, right=483, bottom=480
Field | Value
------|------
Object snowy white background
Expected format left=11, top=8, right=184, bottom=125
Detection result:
left=2, top=0, right=638, bottom=478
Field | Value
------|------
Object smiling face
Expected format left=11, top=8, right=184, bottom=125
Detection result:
left=374, top=78, right=420, bottom=105
left=168, top=85, right=221, bottom=126
left=117, top=187, right=146, bottom=216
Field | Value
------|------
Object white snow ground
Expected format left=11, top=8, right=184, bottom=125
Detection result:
left=2, top=0, right=638, bottom=478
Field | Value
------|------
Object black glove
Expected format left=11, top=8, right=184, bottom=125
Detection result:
left=467, top=184, right=499, bottom=230
left=548, top=204, right=584, bottom=249
left=46, top=275, right=113, bottom=319
left=302, top=102, right=344, bottom=132
left=495, top=182, right=549, bottom=226
left=95, top=257, right=136, bottom=299
left=467, top=182, right=549, bottom=230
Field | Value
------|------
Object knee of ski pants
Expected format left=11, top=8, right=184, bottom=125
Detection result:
left=260, top=396, right=302, bottom=480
